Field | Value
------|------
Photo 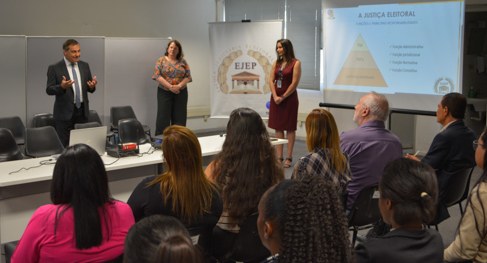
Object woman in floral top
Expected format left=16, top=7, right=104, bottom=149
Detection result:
left=152, top=40, right=192, bottom=135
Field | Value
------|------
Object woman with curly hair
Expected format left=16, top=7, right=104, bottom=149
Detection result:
left=205, top=107, right=284, bottom=261
left=444, top=128, right=487, bottom=262
left=257, top=175, right=351, bottom=262
left=355, top=158, right=443, bottom=262
left=127, top=125, right=222, bottom=256
left=292, top=108, right=351, bottom=197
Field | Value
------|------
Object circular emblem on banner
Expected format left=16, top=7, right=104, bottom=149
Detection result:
left=216, top=49, right=272, bottom=94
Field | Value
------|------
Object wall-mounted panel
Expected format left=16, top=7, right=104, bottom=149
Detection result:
left=105, top=38, right=169, bottom=133
left=0, top=36, right=26, bottom=123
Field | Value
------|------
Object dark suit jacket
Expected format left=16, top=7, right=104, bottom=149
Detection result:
left=46, top=59, right=96, bottom=121
left=421, top=120, right=476, bottom=222
left=355, top=228, right=444, bottom=263
left=422, top=120, right=476, bottom=197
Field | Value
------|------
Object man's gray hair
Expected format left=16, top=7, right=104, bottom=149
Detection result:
left=361, top=92, right=389, bottom=121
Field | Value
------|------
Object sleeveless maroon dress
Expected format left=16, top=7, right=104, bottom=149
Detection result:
left=268, top=59, right=299, bottom=131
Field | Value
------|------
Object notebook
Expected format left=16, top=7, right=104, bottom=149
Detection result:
left=69, top=126, right=107, bottom=155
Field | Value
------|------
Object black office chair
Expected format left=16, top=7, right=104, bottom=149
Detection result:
left=74, top=121, right=101, bottom=129
left=0, top=128, right=24, bottom=162
left=110, top=106, right=151, bottom=139
left=348, top=185, right=381, bottom=247
left=211, top=213, right=270, bottom=263
left=4, top=240, right=19, bottom=263
left=85, top=110, right=116, bottom=142
left=428, top=167, right=475, bottom=230
left=87, top=110, right=103, bottom=125
left=0, top=116, right=25, bottom=145
left=444, top=167, right=475, bottom=214
left=25, top=126, right=64, bottom=158
left=118, top=118, right=150, bottom=145
left=31, top=113, right=56, bottom=128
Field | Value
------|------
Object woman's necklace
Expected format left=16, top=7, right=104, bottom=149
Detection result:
left=280, top=61, right=287, bottom=70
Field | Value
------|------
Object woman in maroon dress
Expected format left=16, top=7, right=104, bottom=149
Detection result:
left=268, top=39, right=301, bottom=168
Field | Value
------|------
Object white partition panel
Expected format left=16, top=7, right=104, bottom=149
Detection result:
left=105, top=38, right=169, bottom=133
left=0, top=36, right=27, bottom=123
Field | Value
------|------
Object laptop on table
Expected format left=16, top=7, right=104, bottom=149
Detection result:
left=69, top=126, right=108, bottom=155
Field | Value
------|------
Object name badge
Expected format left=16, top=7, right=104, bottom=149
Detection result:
left=277, top=79, right=282, bottom=89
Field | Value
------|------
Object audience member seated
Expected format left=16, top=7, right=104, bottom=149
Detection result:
left=257, top=175, right=351, bottom=262
left=355, top=158, right=443, bottom=263
left=11, top=144, right=134, bottom=263
left=444, top=128, right=487, bottom=262
left=406, top=92, right=476, bottom=223
left=340, top=92, right=402, bottom=209
left=124, top=215, right=203, bottom=263
left=205, top=107, right=284, bottom=262
left=292, top=108, right=351, bottom=198
left=127, top=125, right=222, bottom=256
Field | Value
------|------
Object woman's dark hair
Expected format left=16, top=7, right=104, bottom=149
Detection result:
left=276, top=39, right=296, bottom=63
left=164, top=40, right=184, bottom=60
left=380, top=158, right=438, bottom=225
left=50, top=143, right=112, bottom=249
left=262, top=176, right=351, bottom=262
left=124, top=215, right=202, bottom=263
left=213, top=107, right=283, bottom=222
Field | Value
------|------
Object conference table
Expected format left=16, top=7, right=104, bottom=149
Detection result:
left=0, top=135, right=287, bottom=244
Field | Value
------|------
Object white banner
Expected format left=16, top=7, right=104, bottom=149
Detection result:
left=209, top=21, right=283, bottom=117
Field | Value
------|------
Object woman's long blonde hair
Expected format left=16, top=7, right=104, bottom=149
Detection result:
left=150, top=125, right=216, bottom=223
left=305, top=109, right=347, bottom=173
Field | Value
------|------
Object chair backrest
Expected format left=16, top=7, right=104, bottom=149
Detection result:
left=229, top=213, right=270, bottom=262
left=75, top=121, right=101, bottom=129
left=87, top=110, right=103, bottom=125
left=444, top=167, right=474, bottom=207
left=31, top=113, right=56, bottom=128
left=118, top=118, right=149, bottom=145
left=110, top=106, right=137, bottom=129
left=0, top=128, right=23, bottom=162
left=25, top=126, right=64, bottom=158
left=4, top=240, right=19, bottom=263
left=348, top=185, right=381, bottom=227
left=0, top=116, right=25, bottom=145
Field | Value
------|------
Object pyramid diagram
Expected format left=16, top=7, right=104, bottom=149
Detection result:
left=334, top=35, right=387, bottom=87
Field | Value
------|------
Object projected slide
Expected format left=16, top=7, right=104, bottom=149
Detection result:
left=334, top=34, right=387, bottom=87
left=324, top=1, right=463, bottom=96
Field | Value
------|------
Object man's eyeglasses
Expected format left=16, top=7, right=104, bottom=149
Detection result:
left=473, top=140, right=484, bottom=149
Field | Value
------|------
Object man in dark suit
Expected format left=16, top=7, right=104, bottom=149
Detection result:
left=406, top=92, right=476, bottom=223
left=46, top=39, right=97, bottom=146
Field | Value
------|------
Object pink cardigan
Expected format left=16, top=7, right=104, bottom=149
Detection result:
left=12, top=201, right=134, bottom=263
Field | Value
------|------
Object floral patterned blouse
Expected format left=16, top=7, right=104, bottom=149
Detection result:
left=152, top=56, right=192, bottom=88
